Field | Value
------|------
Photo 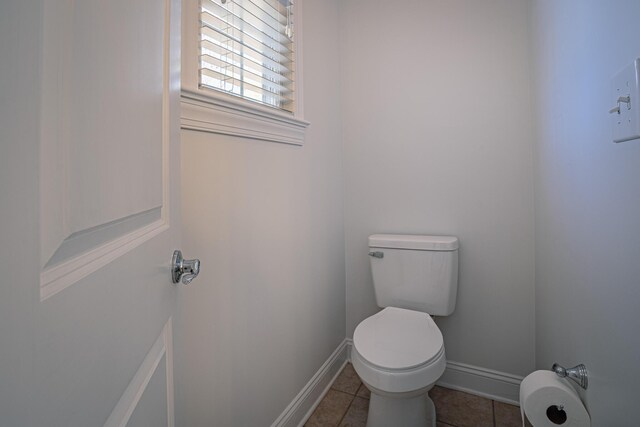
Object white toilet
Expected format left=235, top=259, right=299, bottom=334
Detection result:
left=351, top=234, right=459, bottom=427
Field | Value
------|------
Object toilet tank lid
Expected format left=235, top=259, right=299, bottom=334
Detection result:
left=369, top=234, right=458, bottom=251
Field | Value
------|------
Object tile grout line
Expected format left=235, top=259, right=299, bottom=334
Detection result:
left=326, top=363, right=362, bottom=427
left=306, top=385, right=358, bottom=427
left=492, top=399, right=496, bottom=427
left=328, top=382, right=360, bottom=427
left=334, top=391, right=357, bottom=427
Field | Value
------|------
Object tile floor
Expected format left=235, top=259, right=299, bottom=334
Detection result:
left=305, top=363, right=531, bottom=427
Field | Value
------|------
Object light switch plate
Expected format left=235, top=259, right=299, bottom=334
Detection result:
left=611, top=59, right=640, bottom=143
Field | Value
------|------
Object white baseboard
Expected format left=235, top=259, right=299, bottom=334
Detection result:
left=345, top=340, right=522, bottom=406
left=437, top=361, right=523, bottom=405
left=271, top=339, right=349, bottom=427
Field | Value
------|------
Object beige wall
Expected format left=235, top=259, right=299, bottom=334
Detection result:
left=340, top=0, right=536, bottom=377
left=176, top=1, right=345, bottom=425
left=531, top=0, right=640, bottom=423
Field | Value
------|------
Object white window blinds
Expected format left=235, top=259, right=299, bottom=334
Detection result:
left=199, top=0, right=295, bottom=112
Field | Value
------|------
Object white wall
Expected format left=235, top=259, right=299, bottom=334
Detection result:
left=176, top=1, right=345, bottom=425
left=530, top=0, right=640, bottom=423
left=340, top=0, right=536, bottom=377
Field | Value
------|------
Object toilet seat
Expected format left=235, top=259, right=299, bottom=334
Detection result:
left=354, top=307, right=443, bottom=370
left=352, top=307, right=446, bottom=394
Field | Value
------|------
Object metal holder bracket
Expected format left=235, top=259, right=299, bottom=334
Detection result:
left=552, top=362, right=588, bottom=389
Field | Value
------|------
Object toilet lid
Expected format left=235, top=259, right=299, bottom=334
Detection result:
left=353, top=307, right=444, bottom=371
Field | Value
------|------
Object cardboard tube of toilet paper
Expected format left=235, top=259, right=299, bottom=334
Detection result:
left=519, top=370, right=590, bottom=427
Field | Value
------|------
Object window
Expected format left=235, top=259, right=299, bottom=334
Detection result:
left=199, top=0, right=296, bottom=112
left=181, top=0, right=307, bottom=145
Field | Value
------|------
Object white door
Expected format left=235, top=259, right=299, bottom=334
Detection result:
left=0, top=1, right=183, bottom=426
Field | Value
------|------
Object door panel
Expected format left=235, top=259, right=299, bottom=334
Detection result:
left=65, top=0, right=164, bottom=235
left=40, top=0, right=174, bottom=301
left=0, top=0, right=182, bottom=426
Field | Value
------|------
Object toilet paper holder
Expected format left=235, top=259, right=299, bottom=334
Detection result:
left=552, top=362, right=588, bottom=389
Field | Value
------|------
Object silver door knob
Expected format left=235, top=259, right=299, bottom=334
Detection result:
left=171, top=250, right=200, bottom=285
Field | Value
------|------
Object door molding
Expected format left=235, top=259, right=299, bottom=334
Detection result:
left=104, top=319, right=175, bottom=427
left=40, top=218, right=169, bottom=300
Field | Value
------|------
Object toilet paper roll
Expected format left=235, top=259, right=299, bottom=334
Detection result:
left=519, top=370, right=590, bottom=427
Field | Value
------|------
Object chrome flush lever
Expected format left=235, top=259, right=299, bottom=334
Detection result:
left=368, top=251, right=384, bottom=258
left=171, top=250, right=200, bottom=285
left=610, top=95, right=631, bottom=114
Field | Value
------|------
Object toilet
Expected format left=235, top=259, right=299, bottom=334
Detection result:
left=351, top=234, right=459, bottom=427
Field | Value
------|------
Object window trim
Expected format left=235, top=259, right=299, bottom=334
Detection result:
left=180, top=0, right=309, bottom=145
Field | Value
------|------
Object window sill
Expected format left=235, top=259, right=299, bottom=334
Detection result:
left=180, top=89, right=310, bottom=146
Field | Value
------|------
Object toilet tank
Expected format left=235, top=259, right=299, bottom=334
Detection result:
left=368, top=234, right=459, bottom=316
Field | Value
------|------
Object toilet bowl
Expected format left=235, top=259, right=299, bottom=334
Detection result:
left=351, top=307, right=446, bottom=427
left=353, top=234, right=459, bottom=427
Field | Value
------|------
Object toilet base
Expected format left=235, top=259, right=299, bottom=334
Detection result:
left=366, top=391, right=436, bottom=427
